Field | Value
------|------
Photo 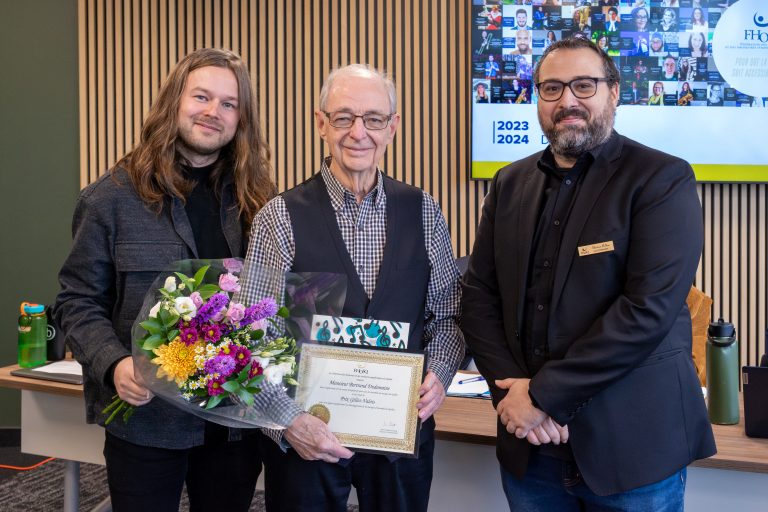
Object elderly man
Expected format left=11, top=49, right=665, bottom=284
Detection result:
left=242, top=64, right=464, bottom=512
left=461, top=37, right=715, bottom=511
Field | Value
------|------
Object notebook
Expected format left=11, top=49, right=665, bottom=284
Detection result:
left=11, top=360, right=83, bottom=385
left=742, top=366, right=768, bottom=439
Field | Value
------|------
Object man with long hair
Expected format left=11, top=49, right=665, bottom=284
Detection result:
left=55, top=48, right=275, bottom=511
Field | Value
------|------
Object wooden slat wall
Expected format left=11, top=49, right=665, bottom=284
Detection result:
left=78, top=0, right=766, bottom=365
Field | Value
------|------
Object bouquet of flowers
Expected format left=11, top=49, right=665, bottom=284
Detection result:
left=104, top=258, right=345, bottom=427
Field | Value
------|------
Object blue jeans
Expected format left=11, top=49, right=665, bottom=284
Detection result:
left=500, top=452, right=686, bottom=512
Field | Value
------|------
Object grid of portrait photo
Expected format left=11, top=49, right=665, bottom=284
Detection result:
left=472, top=0, right=766, bottom=108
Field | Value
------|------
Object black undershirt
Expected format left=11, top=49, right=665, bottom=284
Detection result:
left=181, top=162, right=232, bottom=443
left=181, top=162, right=232, bottom=260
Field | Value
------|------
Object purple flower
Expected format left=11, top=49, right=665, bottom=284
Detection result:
left=207, top=376, right=226, bottom=396
left=226, top=303, right=246, bottom=324
left=204, top=354, right=237, bottom=377
left=223, top=258, right=244, bottom=274
left=219, top=273, right=241, bottom=293
left=231, top=346, right=252, bottom=370
left=245, top=298, right=279, bottom=322
left=201, top=323, right=223, bottom=343
left=196, top=293, right=230, bottom=324
left=189, top=291, right=204, bottom=309
left=179, top=326, right=198, bottom=345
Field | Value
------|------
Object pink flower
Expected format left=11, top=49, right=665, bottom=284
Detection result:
left=207, top=376, right=226, bottom=396
left=219, top=273, right=241, bottom=293
left=223, top=258, right=244, bottom=274
left=190, top=291, right=204, bottom=309
left=248, top=360, right=264, bottom=378
left=226, top=303, right=246, bottom=324
left=202, top=323, right=223, bottom=343
left=249, top=319, right=266, bottom=332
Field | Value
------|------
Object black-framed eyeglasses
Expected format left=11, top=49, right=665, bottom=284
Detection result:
left=535, top=77, right=613, bottom=102
left=322, top=111, right=393, bottom=130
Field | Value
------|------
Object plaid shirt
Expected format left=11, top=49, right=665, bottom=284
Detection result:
left=240, top=158, right=464, bottom=430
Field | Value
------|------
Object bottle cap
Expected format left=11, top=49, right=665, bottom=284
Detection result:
left=708, top=318, right=735, bottom=338
left=22, top=303, right=45, bottom=315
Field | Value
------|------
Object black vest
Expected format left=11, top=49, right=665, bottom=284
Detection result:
left=283, top=173, right=429, bottom=351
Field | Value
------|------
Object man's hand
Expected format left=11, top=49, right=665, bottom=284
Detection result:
left=495, top=378, right=546, bottom=438
left=416, top=371, right=446, bottom=421
left=285, top=413, right=354, bottom=463
left=518, top=416, right=569, bottom=446
left=113, top=357, right=154, bottom=406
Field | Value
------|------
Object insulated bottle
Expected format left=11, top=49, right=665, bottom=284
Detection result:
left=706, top=318, right=739, bottom=425
left=18, top=302, right=48, bottom=368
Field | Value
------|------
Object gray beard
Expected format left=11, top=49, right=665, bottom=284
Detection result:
left=539, top=105, right=614, bottom=159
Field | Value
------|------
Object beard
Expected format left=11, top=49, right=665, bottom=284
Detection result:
left=538, top=102, right=615, bottom=159
left=177, top=116, right=233, bottom=157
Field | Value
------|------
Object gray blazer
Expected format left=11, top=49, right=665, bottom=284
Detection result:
left=54, top=167, right=245, bottom=449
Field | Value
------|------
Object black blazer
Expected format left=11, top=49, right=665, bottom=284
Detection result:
left=461, top=133, right=715, bottom=495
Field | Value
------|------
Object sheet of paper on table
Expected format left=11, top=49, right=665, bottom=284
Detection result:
left=447, top=372, right=490, bottom=398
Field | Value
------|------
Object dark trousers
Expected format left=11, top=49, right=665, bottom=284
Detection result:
left=260, top=434, right=434, bottom=512
left=104, top=424, right=263, bottom=512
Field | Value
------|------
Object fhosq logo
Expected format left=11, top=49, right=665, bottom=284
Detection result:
left=745, top=13, right=768, bottom=42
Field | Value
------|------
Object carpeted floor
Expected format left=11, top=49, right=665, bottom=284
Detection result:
left=0, top=455, right=359, bottom=511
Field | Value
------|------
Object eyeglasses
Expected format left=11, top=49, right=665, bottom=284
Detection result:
left=322, top=111, right=393, bottom=130
left=535, top=77, right=613, bottom=102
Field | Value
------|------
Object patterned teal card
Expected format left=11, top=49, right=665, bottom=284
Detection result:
left=310, top=315, right=410, bottom=349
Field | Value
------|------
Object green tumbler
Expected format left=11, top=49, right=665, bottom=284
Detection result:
left=706, top=318, right=739, bottom=425
left=17, top=302, right=48, bottom=368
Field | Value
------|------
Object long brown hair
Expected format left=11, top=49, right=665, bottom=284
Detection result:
left=116, top=48, right=275, bottom=224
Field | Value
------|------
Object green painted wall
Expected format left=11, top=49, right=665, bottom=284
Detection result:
left=0, top=0, right=80, bottom=426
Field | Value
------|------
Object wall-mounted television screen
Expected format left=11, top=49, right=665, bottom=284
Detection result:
left=470, top=0, right=768, bottom=182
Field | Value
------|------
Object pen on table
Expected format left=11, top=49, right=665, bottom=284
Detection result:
left=458, top=375, right=485, bottom=385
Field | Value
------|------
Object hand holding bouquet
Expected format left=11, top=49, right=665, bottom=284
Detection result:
left=104, top=258, right=298, bottom=425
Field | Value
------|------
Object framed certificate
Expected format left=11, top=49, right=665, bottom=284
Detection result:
left=294, top=343, right=425, bottom=456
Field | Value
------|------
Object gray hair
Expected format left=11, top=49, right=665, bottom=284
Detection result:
left=318, top=64, right=397, bottom=113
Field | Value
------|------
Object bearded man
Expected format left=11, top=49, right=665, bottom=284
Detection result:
left=461, top=37, right=715, bottom=511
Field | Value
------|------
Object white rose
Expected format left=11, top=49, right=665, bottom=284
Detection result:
left=263, top=364, right=286, bottom=385
left=163, top=276, right=177, bottom=292
left=148, top=301, right=162, bottom=318
left=174, top=297, right=197, bottom=320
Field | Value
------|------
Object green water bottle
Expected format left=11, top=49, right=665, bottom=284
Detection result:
left=18, top=302, right=48, bottom=368
left=706, top=318, right=739, bottom=425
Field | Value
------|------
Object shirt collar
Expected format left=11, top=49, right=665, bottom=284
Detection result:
left=536, top=131, right=616, bottom=180
left=320, top=157, right=386, bottom=211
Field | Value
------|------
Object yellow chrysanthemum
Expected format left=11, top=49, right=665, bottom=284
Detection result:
left=152, top=338, right=200, bottom=386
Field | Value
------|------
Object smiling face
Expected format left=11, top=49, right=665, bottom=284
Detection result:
left=664, top=57, right=676, bottom=75
left=536, top=48, right=618, bottom=164
left=691, top=32, right=705, bottom=51
left=176, top=66, right=240, bottom=165
left=634, top=8, right=649, bottom=31
left=315, top=74, right=399, bottom=181
left=517, top=11, right=528, bottom=27
left=653, top=82, right=663, bottom=95
left=517, top=30, right=531, bottom=52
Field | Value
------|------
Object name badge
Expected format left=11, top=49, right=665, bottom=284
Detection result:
left=578, top=241, right=614, bottom=257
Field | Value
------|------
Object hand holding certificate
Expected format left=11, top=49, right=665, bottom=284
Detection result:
left=294, top=343, right=425, bottom=456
